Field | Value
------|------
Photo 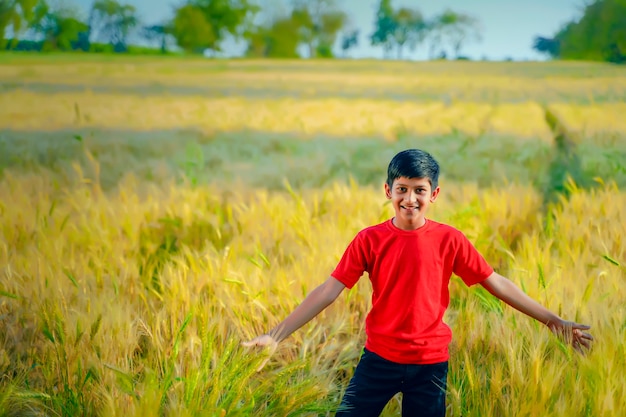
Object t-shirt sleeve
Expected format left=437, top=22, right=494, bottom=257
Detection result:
left=453, top=232, right=494, bottom=286
left=331, top=232, right=368, bottom=289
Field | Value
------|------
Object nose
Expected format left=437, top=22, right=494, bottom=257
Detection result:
left=404, top=192, right=417, bottom=204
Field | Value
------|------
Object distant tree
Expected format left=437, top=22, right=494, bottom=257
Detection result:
left=391, top=7, right=426, bottom=59
left=532, top=35, right=560, bottom=58
left=319, top=10, right=347, bottom=57
left=266, top=16, right=300, bottom=57
left=425, top=17, right=443, bottom=59
left=371, top=1, right=426, bottom=59
left=30, top=0, right=88, bottom=51
left=90, top=0, right=138, bottom=52
left=539, top=0, right=626, bottom=63
left=171, top=4, right=214, bottom=53
left=289, top=5, right=313, bottom=53
left=0, top=0, right=38, bottom=48
left=434, top=9, right=482, bottom=59
left=142, top=23, right=172, bottom=54
left=340, top=28, right=359, bottom=57
left=246, top=10, right=308, bottom=58
left=565, top=0, right=625, bottom=62
left=290, top=0, right=347, bottom=58
left=244, top=26, right=265, bottom=56
left=171, top=0, right=258, bottom=54
left=245, top=8, right=305, bottom=58
left=370, top=0, right=395, bottom=57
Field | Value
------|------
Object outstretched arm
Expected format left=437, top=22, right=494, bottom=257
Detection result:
left=243, top=276, right=346, bottom=366
left=480, top=272, right=593, bottom=351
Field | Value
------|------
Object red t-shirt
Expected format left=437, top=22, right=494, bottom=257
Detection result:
left=331, top=218, right=493, bottom=364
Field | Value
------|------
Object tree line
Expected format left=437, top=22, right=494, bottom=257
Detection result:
left=1, top=0, right=482, bottom=59
left=533, top=0, right=626, bottom=63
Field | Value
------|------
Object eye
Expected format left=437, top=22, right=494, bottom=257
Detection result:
left=397, top=187, right=407, bottom=192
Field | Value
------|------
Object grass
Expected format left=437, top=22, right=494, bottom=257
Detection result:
left=1, top=55, right=625, bottom=416
left=1, top=167, right=624, bottom=416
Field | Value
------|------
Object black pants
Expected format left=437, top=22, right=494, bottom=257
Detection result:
left=336, top=348, right=448, bottom=417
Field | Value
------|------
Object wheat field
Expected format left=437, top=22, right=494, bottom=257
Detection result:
left=1, top=56, right=625, bottom=416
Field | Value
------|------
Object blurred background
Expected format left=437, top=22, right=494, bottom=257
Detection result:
left=1, top=0, right=624, bottom=62
left=1, top=0, right=625, bottom=195
left=2, top=2, right=626, bottom=417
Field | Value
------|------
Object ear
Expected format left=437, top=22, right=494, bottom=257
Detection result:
left=384, top=182, right=392, bottom=199
left=430, top=186, right=440, bottom=203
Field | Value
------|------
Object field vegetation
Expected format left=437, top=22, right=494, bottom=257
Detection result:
left=1, top=56, right=625, bottom=416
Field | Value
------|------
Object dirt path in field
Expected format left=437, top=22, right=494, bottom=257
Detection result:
left=542, top=106, right=585, bottom=205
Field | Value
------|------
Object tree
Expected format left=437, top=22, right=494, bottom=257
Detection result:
left=391, top=7, right=425, bottom=59
left=601, top=0, right=626, bottom=62
left=434, top=9, right=482, bottom=59
left=30, top=0, right=88, bottom=51
left=172, top=0, right=258, bottom=54
left=340, top=28, right=359, bottom=58
left=316, top=9, right=346, bottom=57
left=142, top=23, right=172, bottom=54
left=90, top=0, right=138, bottom=52
left=264, top=16, right=301, bottom=57
left=562, top=0, right=626, bottom=62
left=171, top=4, right=214, bottom=53
left=538, top=0, right=626, bottom=63
left=371, top=1, right=426, bottom=60
left=370, top=0, right=395, bottom=57
left=289, top=0, right=347, bottom=58
left=0, top=0, right=38, bottom=48
left=532, top=36, right=560, bottom=58
left=245, top=11, right=302, bottom=58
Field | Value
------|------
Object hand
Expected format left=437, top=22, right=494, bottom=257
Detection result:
left=547, top=320, right=593, bottom=353
left=242, top=334, right=279, bottom=371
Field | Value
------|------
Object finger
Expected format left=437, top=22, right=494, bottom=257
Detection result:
left=574, top=332, right=592, bottom=348
left=578, top=338, right=592, bottom=349
left=242, top=340, right=260, bottom=348
left=573, top=328, right=594, bottom=340
left=572, top=323, right=591, bottom=330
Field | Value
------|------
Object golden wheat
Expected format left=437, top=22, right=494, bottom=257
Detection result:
left=1, top=165, right=625, bottom=416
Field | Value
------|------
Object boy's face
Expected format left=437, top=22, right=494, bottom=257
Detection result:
left=384, top=176, right=440, bottom=230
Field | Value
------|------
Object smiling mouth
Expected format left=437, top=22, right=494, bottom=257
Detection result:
left=401, top=205, right=419, bottom=211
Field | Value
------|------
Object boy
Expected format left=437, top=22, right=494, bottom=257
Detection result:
left=243, top=149, right=592, bottom=417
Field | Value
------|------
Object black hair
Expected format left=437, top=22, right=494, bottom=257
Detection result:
left=386, top=149, right=440, bottom=189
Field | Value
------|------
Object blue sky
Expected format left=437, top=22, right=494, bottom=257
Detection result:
left=73, top=0, right=584, bottom=60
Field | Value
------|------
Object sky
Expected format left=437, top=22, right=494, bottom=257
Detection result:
left=73, top=0, right=585, bottom=61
